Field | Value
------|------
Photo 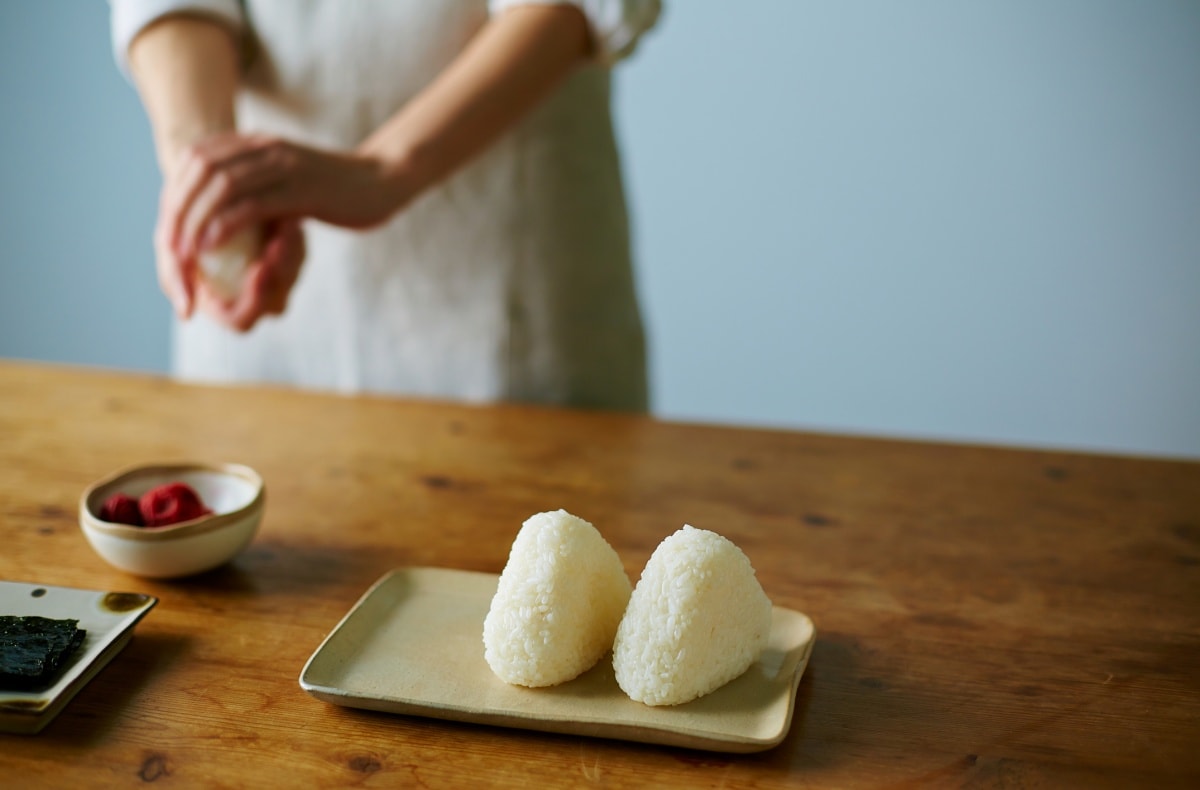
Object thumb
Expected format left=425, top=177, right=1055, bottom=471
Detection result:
left=177, top=256, right=198, bottom=318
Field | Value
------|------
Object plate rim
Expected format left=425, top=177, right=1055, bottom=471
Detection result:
left=299, top=566, right=815, bottom=753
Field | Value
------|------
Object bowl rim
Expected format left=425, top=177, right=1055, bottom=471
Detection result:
left=79, top=461, right=264, bottom=543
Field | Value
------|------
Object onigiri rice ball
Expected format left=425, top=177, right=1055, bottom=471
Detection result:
left=197, top=226, right=259, bottom=300
left=483, top=510, right=632, bottom=687
left=613, top=525, right=773, bottom=706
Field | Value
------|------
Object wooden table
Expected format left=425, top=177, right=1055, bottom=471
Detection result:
left=1, top=361, right=1197, bottom=788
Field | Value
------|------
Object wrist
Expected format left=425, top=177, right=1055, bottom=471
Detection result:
left=359, top=141, right=431, bottom=219
left=129, top=17, right=240, bottom=177
left=157, top=122, right=234, bottom=177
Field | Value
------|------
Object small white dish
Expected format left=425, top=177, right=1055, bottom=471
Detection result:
left=79, top=462, right=264, bottom=579
left=0, top=580, right=157, bottom=734
left=300, top=567, right=816, bottom=753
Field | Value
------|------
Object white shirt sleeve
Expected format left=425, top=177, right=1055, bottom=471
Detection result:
left=488, top=0, right=662, bottom=65
left=109, top=0, right=244, bottom=75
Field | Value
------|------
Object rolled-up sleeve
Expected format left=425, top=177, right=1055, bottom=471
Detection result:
left=110, top=0, right=244, bottom=75
left=488, top=0, right=662, bottom=65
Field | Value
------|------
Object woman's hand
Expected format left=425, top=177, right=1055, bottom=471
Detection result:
left=152, top=132, right=404, bottom=332
left=153, top=158, right=306, bottom=333
left=166, top=133, right=408, bottom=262
left=195, top=218, right=306, bottom=332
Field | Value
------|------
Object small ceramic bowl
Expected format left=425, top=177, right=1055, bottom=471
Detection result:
left=80, top=462, right=265, bottom=579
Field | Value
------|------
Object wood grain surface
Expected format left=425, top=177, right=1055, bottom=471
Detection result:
left=1, top=360, right=1197, bottom=788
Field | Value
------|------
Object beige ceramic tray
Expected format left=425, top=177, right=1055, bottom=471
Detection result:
left=1, top=580, right=157, bottom=734
left=300, top=567, right=815, bottom=752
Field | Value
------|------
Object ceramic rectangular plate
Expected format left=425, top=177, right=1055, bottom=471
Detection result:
left=300, top=567, right=815, bottom=752
left=0, top=580, right=157, bottom=734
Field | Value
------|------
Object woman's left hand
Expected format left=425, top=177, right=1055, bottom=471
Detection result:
left=165, top=133, right=408, bottom=262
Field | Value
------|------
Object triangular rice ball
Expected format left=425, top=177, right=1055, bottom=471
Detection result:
left=614, top=525, right=772, bottom=705
left=483, top=510, right=631, bottom=687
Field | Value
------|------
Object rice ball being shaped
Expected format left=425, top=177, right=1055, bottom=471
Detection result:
left=483, top=510, right=632, bottom=687
left=613, top=525, right=773, bottom=706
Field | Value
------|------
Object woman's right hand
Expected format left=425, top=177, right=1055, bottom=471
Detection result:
left=202, top=218, right=306, bottom=332
left=153, top=169, right=200, bottom=320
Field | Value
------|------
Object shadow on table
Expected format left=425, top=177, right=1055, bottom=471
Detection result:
left=36, top=629, right=193, bottom=746
left=142, top=538, right=408, bottom=603
left=697, top=631, right=931, bottom=776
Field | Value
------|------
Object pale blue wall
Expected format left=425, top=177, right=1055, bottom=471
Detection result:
left=1, top=1, right=170, bottom=370
left=2, top=2, right=1198, bottom=458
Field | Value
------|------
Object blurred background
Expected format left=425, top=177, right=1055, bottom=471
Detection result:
left=1, top=1, right=1198, bottom=458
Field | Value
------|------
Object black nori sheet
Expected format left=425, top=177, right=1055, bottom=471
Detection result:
left=0, top=616, right=88, bottom=691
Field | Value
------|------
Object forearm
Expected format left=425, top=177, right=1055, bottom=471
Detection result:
left=128, top=16, right=241, bottom=174
left=358, top=4, right=592, bottom=201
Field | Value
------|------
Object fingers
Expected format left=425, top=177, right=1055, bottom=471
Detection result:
left=167, top=134, right=294, bottom=259
left=166, top=135, right=399, bottom=253
left=195, top=185, right=293, bottom=253
left=195, top=266, right=264, bottom=332
left=179, top=155, right=288, bottom=257
left=154, top=187, right=197, bottom=319
left=154, top=132, right=305, bottom=325
left=196, top=220, right=305, bottom=332
left=163, top=133, right=251, bottom=254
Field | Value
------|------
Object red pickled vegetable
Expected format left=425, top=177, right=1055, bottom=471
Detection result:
left=138, top=483, right=213, bottom=527
left=99, top=493, right=143, bottom=526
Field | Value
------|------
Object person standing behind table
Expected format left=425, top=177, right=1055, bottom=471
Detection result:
left=110, top=0, right=661, bottom=410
